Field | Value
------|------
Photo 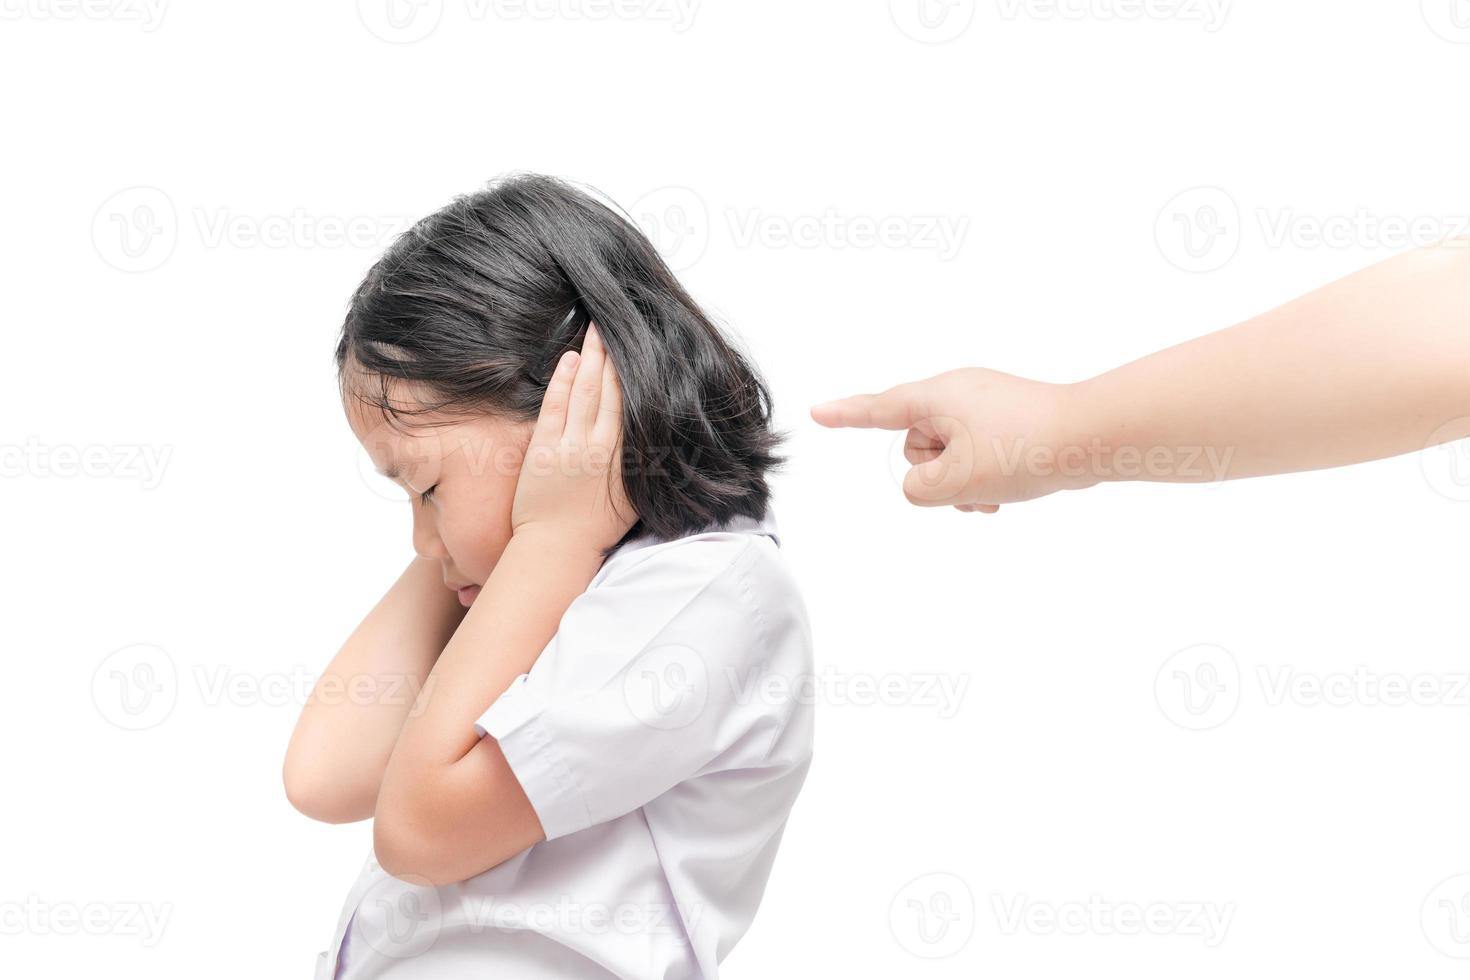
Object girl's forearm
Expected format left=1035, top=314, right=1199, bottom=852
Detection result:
left=380, top=529, right=603, bottom=772
left=369, top=333, right=633, bottom=883
left=283, top=555, right=466, bottom=824
left=1070, top=244, right=1470, bottom=482
left=369, top=529, right=606, bottom=878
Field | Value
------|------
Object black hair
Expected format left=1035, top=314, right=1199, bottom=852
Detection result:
left=335, top=172, right=784, bottom=547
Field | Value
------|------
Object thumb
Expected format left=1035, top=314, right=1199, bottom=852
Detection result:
left=811, top=382, right=927, bottom=431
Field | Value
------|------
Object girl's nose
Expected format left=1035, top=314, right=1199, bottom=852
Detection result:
left=411, top=505, right=447, bottom=561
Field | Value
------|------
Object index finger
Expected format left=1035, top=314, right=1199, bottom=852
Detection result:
left=810, top=383, right=927, bottom=430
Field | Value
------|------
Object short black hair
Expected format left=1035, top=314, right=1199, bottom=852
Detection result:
left=335, top=172, right=784, bottom=546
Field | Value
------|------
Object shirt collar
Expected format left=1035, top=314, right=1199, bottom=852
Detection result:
left=610, top=507, right=780, bottom=561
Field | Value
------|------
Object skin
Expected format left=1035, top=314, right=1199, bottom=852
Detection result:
left=811, top=243, right=1470, bottom=511
left=343, top=377, right=531, bottom=601
left=282, top=555, right=465, bottom=825
left=282, top=374, right=529, bottom=824
left=285, top=324, right=635, bottom=886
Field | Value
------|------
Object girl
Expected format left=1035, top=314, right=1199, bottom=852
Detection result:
left=284, top=174, right=814, bottom=979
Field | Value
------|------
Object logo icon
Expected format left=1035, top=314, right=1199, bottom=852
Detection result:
left=1422, top=873, right=1470, bottom=958
left=92, top=643, right=178, bottom=730
left=358, top=0, right=444, bottom=43
left=888, top=872, right=975, bottom=958
left=360, top=872, right=444, bottom=959
left=1155, top=643, right=1240, bottom=730
left=1422, top=0, right=1470, bottom=43
left=92, top=186, right=177, bottom=273
left=629, top=186, right=709, bottom=272
left=622, top=643, right=708, bottom=730
left=1155, top=186, right=1240, bottom=273
left=353, top=419, right=447, bottom=504
left=889, top=0, right=976, bottom=43
left=886, top=417, right=976, bottom=503
left=1420, top=418, right=1470, bottom=502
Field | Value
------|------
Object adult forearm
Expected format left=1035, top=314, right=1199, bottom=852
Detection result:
left=1073, top=244, right=1470, bottom=482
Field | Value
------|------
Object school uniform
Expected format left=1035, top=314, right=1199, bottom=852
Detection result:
left=313, top=508, right=814, bottom=979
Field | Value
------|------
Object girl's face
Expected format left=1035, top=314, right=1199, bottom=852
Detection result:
left=344, top=381, right=534, bottom=607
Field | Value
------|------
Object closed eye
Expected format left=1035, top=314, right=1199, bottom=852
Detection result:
left=418, top=484, right=437, bottom=505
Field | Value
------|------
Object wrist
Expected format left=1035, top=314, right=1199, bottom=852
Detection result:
left=1051, top=380, right=1111, bottom=490
left=1063, top=374, right=1225, bottom=486
left=507, top=523, right=610, bottom=573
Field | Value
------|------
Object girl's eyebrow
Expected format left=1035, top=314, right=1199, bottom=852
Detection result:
left=376, top=459, right=425, bottom=492
left=373, top=436, right=463, bottom=483
left=376, top=462, right=428, bottom=496
left=378, top=454, right=444, bottom=492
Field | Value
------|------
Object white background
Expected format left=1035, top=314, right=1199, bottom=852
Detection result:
left=4, top=0, right=1470, bottom=976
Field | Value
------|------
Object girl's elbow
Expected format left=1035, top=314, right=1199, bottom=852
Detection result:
left=373, top=807, right=462, bottom=886
left=373, top=762, right=538, bottom=884
left=372, top=775, right=452, bottom=883
left=283, top=756, right=372, bottom=825
left=373, top=794, right=520, bottom=886
left=373, top=821, right=423, bottom=883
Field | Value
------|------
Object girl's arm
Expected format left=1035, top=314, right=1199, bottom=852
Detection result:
left=283, top=554, right=466, bottom=824
left=372, top=326, right=635, bottom=886
left=811, top=243, right=1470, bottom=507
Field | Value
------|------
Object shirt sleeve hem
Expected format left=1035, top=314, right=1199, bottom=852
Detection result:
left=474, top=675, right=592, bottom=841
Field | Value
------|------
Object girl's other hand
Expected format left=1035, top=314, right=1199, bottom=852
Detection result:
left=511, top=322, right=637, bottom=552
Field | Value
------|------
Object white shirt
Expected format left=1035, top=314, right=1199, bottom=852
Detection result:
left=314, top=508, right=813, bottom=980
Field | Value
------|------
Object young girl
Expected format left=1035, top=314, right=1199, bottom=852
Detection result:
left=285, top=174, right=814, bottom=979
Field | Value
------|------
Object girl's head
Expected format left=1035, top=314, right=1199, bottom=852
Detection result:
left=337, top=173, right=783, bottom=589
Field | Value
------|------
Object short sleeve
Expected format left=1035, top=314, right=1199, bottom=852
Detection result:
left=472, top=531, right=803, bottom=841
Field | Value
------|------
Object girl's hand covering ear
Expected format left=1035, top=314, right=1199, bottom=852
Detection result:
left=810, top=368, right=1097, bottom=512
left=512, top=322, right=637, bottom=551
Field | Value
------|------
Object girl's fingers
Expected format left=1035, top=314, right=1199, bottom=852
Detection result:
left=563, top=322, right=605, bottom=444
left=592, top=342, right=623, bottom=445
left=533, top=349, right=580, bottom=442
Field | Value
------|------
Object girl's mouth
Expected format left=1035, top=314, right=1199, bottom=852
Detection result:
left=457, top=585, right=482, bottom=607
